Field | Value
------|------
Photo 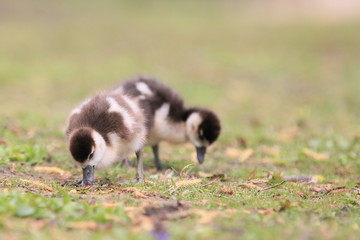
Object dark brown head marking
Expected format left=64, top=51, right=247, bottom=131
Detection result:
left=69, top=127, right=95, bottom=163
left=198, top=109, right=221, bottom=144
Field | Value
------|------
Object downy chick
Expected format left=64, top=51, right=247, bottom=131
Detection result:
left=113, top=76, right=221, bottom=171
left=66, top=92, right=148, bottom=185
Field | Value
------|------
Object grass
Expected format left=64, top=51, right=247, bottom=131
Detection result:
left=0, top=0, right=359, bottom=239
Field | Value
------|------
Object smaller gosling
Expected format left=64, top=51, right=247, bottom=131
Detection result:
left=66, top=92, right=148, bottom=186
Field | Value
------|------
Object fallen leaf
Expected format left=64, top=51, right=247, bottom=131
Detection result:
left=102, top=202, right=119, bottom=208
left=225, top=147, right=254, bottom=162
left=237, top=136, right=248, bottom=148
left=68, top=189, right=78, bottom=194
left=288, top=189, right=306, bottom=198
left=19, top=179, right=54, bottom=192
left=225, top=147, right=242, bottom=158
left=257, top=208, right=275, bottom=216
left=219, top=188, right=234, bottom=195
left=248, top=178, right=269, bottom=186
left=0, top=139, right=6, bottom=145
left=324, top=186, right=348, bottom=195
left=124, top=187, right=148, bottom=198
left=68, top=220, right=99, bottom=231
left=302, top=148, right=329, bottom=161
left=132, top=215, right=155, bottom=232
left=244, top=208, right=274, bottom=216
left=239, top=148, right=254, bottom=162
left=175, top=179, right=202, bottom=188
left=34, top=166, right=72, bottom=179
left=196, top=199, right=209, bottom=205
left=309, top=184, right=333, bottom=193
left=2, top=188, right=9, bottom=194
left=198, top=171, right=213, bottom=178
left=262, top=146, right=281, bottom=156
left=194, top=209, right=222, bottom=225
left=278, top=127, right=300, bottom=142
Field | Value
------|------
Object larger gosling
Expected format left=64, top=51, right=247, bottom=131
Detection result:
left=66, top=92, right=148, bottom=185
left=113, top=76, right=221, bottom=171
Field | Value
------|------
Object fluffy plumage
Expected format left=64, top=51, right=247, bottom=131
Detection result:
left=66, top=92, right=147, bottom=185
left=114, top=76, right=221, bottom=170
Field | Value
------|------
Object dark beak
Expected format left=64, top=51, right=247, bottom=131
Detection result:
left=196, top=146, right=207, bottom=164
left=81, top=165, right=95, bottom=186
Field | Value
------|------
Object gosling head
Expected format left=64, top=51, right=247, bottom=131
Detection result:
left=69, top=127, right=107, bottom=185
left=185, top=108, right=221, bottom=164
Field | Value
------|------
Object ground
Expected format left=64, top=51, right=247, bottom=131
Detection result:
left=0, top=1, right=359, bottom=239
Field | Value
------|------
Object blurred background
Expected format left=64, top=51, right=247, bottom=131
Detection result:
left=1, top=0, right=360, bottom=141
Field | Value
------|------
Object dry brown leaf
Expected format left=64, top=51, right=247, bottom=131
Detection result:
left=262, top=146, right=281, bottom=156
left=19, top=179, right=54, bottom=192
left=34, top=166, right=72, bottom=178
left=302, top=148, right=329, bottom=161
left=132, top=215, right=155, bottom=232
left=248, top=178, right=269, bottom=185
left=0, top=139, right=7, bottom=145
left=124, top=205, right=145, bottom=220
left=225, top=147, right=254, bottom=162
left=225, top=147, right=242, bottom=158
left=175, top=179, right=202, bottom=188
left=288, top=189, right=306, bottom=198
left=257, top=208, right=275, bottom=216
left=239, top=148, right=254, bottom=162
left=198, top=171, right=213, bottom=178
left=278, top=127, right=300, bottom=142
left=244, top=208, right=274, bottom=216
left=329, top=188, right=349, bottom=194
left=219, top=188, right=234, bottom=195
left=196, top=199, right=209, bottom=205
left=195, top=209, right=222, bottom=225
left=104, top=214, right=126, bottom=224
left=102, top=202, right=119, bottom=208
left=309, top=184, right=333, bottom=193
left=68, top=189, right=78, bottom=194
left=68, top=221, right=99, bottom=231
left=2, top=188, right=9, bottom=194
left=124, top=187, right=148, bottom=198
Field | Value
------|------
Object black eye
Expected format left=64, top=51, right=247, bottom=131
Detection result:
left=199, top=129, right=205, bottom=140
left=88, top=152, right=94, bottom=159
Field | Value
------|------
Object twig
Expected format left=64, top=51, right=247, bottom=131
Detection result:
left=257, top=181, right=286, bottom=193
left=324, top=186, right=346, bottom=195
left=202, top=178, right=219, bottom=187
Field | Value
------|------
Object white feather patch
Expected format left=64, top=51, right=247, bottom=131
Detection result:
left=186, top=112, right=203, bottom=147
left=106, top=97, right=135, bottom=131
left=147, top=103, right=187, bottom=146
left=136, top=82, right=153, bottom=96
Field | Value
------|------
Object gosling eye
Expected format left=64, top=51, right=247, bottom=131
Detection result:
left=199, top=129, right=205, bottom=140
left=88, top=152, right=94, bottom=159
